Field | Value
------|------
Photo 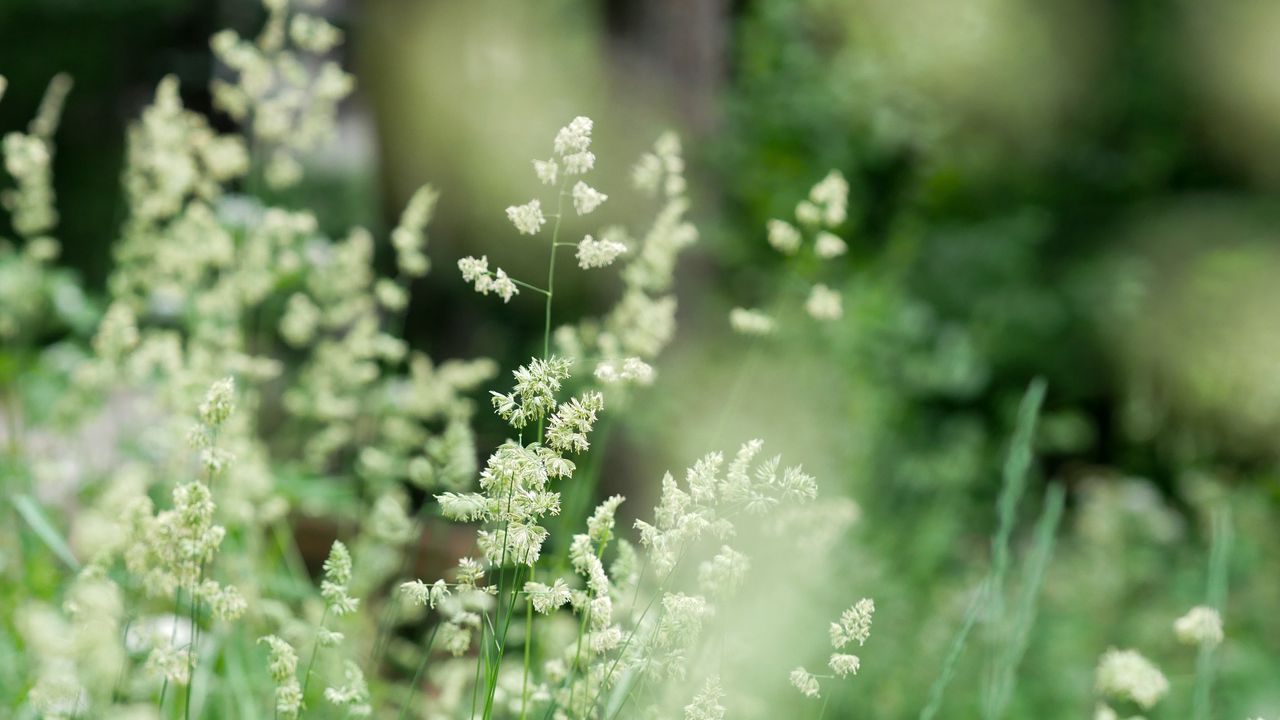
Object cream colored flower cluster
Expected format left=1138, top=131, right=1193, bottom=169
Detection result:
left=555, top=132, right=698, bottom=395
left=792, top=598, right=876, bottom=699
left=210, top=0, right=352, bottom=188
left=732, top=169, right=853, bottom=332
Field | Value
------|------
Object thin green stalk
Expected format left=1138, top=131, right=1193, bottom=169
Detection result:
left=185, top=565, right=207, bottom=720
left=510, top=277, right=551, bottom=296
left=988, top=378, right=1047, bottom=615
left=480, top=482, right=521, bottom=718
left=548, top=537, right=634, bottom=720
left=566, top=587, right=594, bottom=715
left=981, top=379, right=1046, bottom=711
left=921, top=378, right=1046, bottom=720
left=2, top=389, right=21, bottom=460
left=541, top=185, right=565, bottom=364
left=495, top=178, right=565, bottom=719
left=485, top=562, right=529, bottom=717
left=397, top=624, right=440, bottom=720
left=919, top=579, right=991, bottom=720
left=113, top=617, right=135, bottom=702
left=300, top=607, right=330, bottom=698
left=985, top=483, right=1066, bottom=719
left=371, top=503, right=435, bottom=668
left=273, top=520, right=309, bottom=586
left=471, top=613, right=488, bottom=720
left=1191, top=504, right=1232, bottom=720
left=158, top=585, right=186, bottom=713
left=520, top=564, right=535, bottom=720
left=588, top=547, right=689, bottom=719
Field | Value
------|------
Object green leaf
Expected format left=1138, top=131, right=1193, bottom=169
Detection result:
left=11, top=494, right=80, bottom=572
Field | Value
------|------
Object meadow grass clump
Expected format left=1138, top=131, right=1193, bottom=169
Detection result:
left=0, top=1, right=1275, bottom=719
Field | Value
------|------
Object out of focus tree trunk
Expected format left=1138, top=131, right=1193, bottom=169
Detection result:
left=604, top=0, right=731, bottom=133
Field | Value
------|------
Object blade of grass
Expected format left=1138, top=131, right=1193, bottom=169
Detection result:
left=224, top=633, right=258, bottom=720
left=985, top=483, right=1066, bottom=719
left=920, top=378, right=1046, bottom=720
left=988, top=378, right=1047, bottom=616
left=1191, top=504, right=1232, bottom=720
left=11, top=493, right=79, bottom=572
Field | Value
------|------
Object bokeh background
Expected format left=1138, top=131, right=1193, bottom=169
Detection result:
left=5, top=0, right=1280, bottom=716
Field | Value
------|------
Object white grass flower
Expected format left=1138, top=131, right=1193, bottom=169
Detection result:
left=266, top=151, right=303, bottom=189
left=491, top=356, right=573, bottom=428
left=554, top=116, right=593, bottom=155
left=767, top=219, right=801, bottom=255
left=610, top=289, right=677, bottom=358
left=658, top=593, right=712, bottom=646
left=94, top=301, right=140, bottom=359
left=632, top=152, right=663, bottom=193
left=829, top=653, right=861, bottom=678
left=324, top=661, right=371, bottom=715
left=437, top=492, right=490, bottom=522
left=3, top=131, right=58, bottom=237
left=830, top=598, right=875, bottom=649
left=805, top=284, right=843, bottom=321
left=438, top=620, right=473, bottom=657
left=790, top=667, right=821, bottom=698
left=814, top=231, right=848, bottom=259
left=321, top=540, right=359, bottom=616
left=729, top=307, right=776, bottom=336
left=289, top=14, right=343, bottom=53
left=274, top=679, right=304, bottom=720
left=400, top=580, right=431, bottom=606
left=391, top=184, right=437, bottom=277
left=524, top=578, right=572, bottom=614
left=199, top=580, right=247, bottom=621
left=259, top=635, right=298, bottom=684
left=198, top=376, right=236, bottom=427
left=697, top=545, right=750, bottom=594
left=455, top=557, right=486, bottom=589
left=809, top=169, right=849, bottom=227
left=795, top=200, right=822, bottom=226
left=400, top=578, right=450, bottom=609
left=572, top=181, right=608, bottom=216
left=683, top=675, right=726, bottom=720
left=1095, top=648, right=1169, bottom=710
left=459, top=255, right=490, bottom=284
left=533, top=158, right=558, bottom=185
left=545, top=391, right=605, bottom=455
left=368, top=491, right=414, bottom=545
left=577, top=233, right=627, bottom=269
left=594, top=357, right=653, bottom=385
left=317, top=628, right=345, bottom=647
left=459, top=255, right=520, bottom=303
left=563, top=150, right=595, bottom=175
left=621, top=357, right=654, bottom=383
left=506, top=199, right=546, bottom=235
left=145, top=643, right=191, bottom=685
left=587, top=495, right=625, bottom=544
left=375, top=278, right=408, bottom=311
left=280, top=292, right=320, bottom=346
left=491, top=268, right=518, bottom=303
left=1174, top=605, right=1223, bottom=646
